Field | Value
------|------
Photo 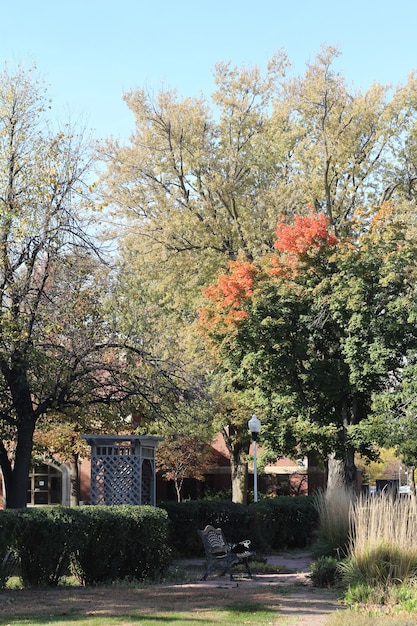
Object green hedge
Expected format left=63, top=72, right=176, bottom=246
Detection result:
left=158, top=500, right=253, bottom=557
left=159, top=496, right=319, bottom=557
left=71, top=505, right=171, bottom=585
left=249, top=496, right=319, bottom=551
left=0, top=509, right=17, bottom=588
left=13, top=507, right=77, bottom=586
left=0, top=496, right=319, bottom=586
left=0, top=505, right=171, bottom=587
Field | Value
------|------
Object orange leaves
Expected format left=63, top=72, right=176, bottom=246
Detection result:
left=274, top=212, right=337, bottom=256
left=198, top=260, right=257, bottom=338
left=266, top=212, right=338, bottom=279
left=198, top=212, right=338, bottom=345
left=204, top=260, right=255, bottom=306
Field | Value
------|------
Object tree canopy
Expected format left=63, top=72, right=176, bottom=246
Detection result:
left=99, top=46, right=417, bottom=498
left=0, top=66, right=192, bottom=508
left=7, top=47, right=417, bottom=507
left=198, top=204, right=417, bottom=485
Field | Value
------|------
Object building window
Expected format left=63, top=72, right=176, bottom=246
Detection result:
left=27, top=463, right=62, bottom=506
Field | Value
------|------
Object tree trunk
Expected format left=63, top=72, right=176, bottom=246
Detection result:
left=326, top=454, right=345, bottom=491
left=0, top=442, right=12, bottom=507
left=221, top=425, right=250, bottom=504
left=174, top=478, right=183, bottom=502
left=326, top=444, right=357, bottom=493
left=69, top=453, right=80, bottom=507
left=230, top=442, right=249, bottom=505
left=344, top=442, right=358, bottom=492
left=328, top=402, right=358, bottom=493
left=3, top=417, right=36, bottom=509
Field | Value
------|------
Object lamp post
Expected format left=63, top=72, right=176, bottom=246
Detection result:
left=248, top=414, right=261, bottom=502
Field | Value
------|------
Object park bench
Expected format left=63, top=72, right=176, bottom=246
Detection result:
left=198, top=524, right=255, bottom=580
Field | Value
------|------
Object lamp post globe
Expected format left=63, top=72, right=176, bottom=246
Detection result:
left=248, top=414, right=261, bottom=440
left=248, top=414, right=261, bottom=502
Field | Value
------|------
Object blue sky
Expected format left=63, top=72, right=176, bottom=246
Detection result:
left=2, top=1, right=417, bottom=141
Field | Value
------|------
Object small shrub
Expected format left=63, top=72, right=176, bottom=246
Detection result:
left=344, top=581, right=417, bottom=608
left=310, top=556, right=340, bottom=588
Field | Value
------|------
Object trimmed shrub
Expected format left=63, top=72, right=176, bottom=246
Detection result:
left=0, top=496, right=319, bottom=585
left=159, top=500, right=253, bottom=557
left=0, top=510, right=18, bottom=588
left=160, top=496, right=318, bottom=557
left=71, top=505, right=171, bottom=585
left=117, top=505, right=172, bottom=581
left=249, top=496, right=318, bottom=551
left=13, top=507, right=77, bottom=587
left=310, top=556, right=340, bottom=587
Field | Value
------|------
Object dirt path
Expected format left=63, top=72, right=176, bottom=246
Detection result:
left=255, top=585, right=343, bottom=626
left=0, top=551, right=345, bottom=625
left=264, top=552, right=345, bottom=625
left=173, top=550, right=344, bottom=625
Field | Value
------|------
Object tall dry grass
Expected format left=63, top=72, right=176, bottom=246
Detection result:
left=341, top=494, right=417, bottom=587
left=312, top=485, right=354, bottom=558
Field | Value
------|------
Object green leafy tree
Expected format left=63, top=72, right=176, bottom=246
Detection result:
left=199, top=204, right=417, bottom=488
left=368, top=357, right=417, bottom=499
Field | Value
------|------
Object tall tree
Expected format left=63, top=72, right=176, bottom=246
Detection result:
left=99, top=59, right=290, bottom=503
left=272, top=46, right=417, bottom=232
left=0, top=66, right=99, bottom=507
left=100, top=47, right=417, bottom=501
left=0, top=67, right=189, bottom=508
left=199, top=205, right=417, bottom=488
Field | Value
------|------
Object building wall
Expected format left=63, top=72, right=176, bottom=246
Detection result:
left=79, top=457, right=91, bottom=504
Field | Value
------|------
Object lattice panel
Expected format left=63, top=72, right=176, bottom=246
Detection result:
left=83, top=436, right=161, bottom=506
left=90, top=450, right=143, bottom=505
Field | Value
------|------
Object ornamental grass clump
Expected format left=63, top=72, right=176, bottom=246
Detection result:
left=312, top=485, right=354, bottom=559
left=340, top=494, right=417, bottom=590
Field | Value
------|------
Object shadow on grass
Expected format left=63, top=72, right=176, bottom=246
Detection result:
left=2, top=602, right=279, bottom=626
